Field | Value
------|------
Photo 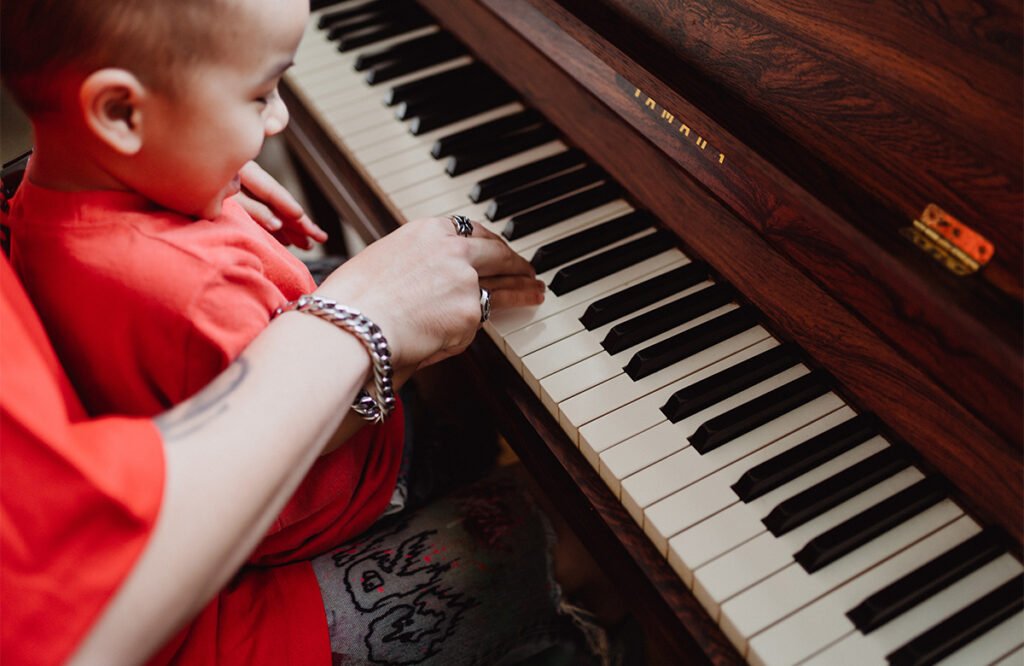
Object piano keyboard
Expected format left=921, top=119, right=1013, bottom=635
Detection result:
left=284, top=2, right=1024, bottom=664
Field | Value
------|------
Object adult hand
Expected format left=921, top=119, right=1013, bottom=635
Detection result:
left=234, top=161, right=329, bottom=249
left=316, top=216, right=544, bottom=371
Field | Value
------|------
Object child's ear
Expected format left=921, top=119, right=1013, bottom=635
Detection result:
left=79, top=68, right=146, bottom=155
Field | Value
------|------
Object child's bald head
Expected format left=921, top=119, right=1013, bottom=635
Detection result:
left=2, top=0, right=239, bottom=114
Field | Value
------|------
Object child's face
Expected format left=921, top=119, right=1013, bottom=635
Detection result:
left=133, top=0, right=309, bottom=219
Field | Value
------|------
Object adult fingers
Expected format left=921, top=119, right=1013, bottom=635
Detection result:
left=478, top=274, right=546, bottom=309
left=455, top=226, right=536, bottom=279
left=422, top=215, right=533, bottom=279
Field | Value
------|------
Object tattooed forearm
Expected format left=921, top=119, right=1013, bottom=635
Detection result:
left=154, top=358, right=249, bottom=440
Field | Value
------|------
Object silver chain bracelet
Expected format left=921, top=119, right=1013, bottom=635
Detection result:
left=273, top=295, right=395, bottom=423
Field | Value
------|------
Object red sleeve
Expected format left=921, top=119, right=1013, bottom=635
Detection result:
left=0, top=259, right=331, bottom=666
left=0, top=259, right=165, bottom=666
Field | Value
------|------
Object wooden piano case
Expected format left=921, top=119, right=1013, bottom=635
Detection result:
left=284, top=1, right=1022, bottom=662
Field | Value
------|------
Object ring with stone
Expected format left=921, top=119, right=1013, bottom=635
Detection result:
left=450, top=214, right=473, bottom=237
left=479, top=287, right=491, bottom=323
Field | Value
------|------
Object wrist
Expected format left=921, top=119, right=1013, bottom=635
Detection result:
left=273, top=295, right=396, bottom=423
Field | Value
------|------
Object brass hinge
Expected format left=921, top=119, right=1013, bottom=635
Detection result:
left=900, top=204, right=994, bottom=276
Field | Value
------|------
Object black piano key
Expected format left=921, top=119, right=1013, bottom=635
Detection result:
left=383, top=62, right=493, bottom=106
left=502, top=181, right=621, bottom=240
left=355, top=30, right=458, bottom=71
left=549, top=229, right=675, bottom=296
left=318, top=0, right=390, bottom=30
left=327, top=13, right=385, bottom=41
left=337, top=12, right=434, bottom=52
left=430, top=110, right=543, bottom=159
left=409, top=85, right=518, bottom=134
left=731, top=414, right=879, bottom=502
left=364, top=35, right=467, bottom=84
left=487, top=165, right=606, bottom=221
left=326, top=1, right=415, bottom=43
left=794, top=476, right=949, bottom=574
left=661, top=343, right=802, bottom=423
left=471, top=149, right=587, bottom=203
left=688, top=370, right=832, bottom=454
left=601, top=283, right=734, bottom=355
left=446, top=125, right=560, bottom=176
left=762, top=446, right=911, bottom=536
left=624, top=305, right=761, bottom=381
left=531, top=210, right=654, bottom=274
left=397, top=76, right=509, bottom=119
left=579, top=262, right=709, bottom=330
left=886, top=573, right=1024, bottom=666
left=847, top=527, right=1008, bottom=633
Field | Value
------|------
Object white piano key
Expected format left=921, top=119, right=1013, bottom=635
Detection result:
left=936, top=611, right=1023, bottom=666
left=594, top=340, right=806, bottom=492
left=539, top=304, right=740, bottom=410
left=400, top=187, right=489, bottom=222
left=339, top=86, right=517, bottom=153
left=389, top=140, right=571, bottom=207
left=513, top=258, right=691, bottom=378
left=719, top=499, right=966, bottom=656
left=369, top=104, right=534, bottom=186
left=503, top=259, right=688, bottom=366
left=501, top=236, right=690, bottom=370
left=521, top=279, right=715, bottom=385
left=618, top=365, right=816, bottom=520
left=292, top=35, right=340, bottom=72
left=340, top=114, right=417, bottom=150
left=296, top=29, right=450, bottom=98
left=357, top=130, right=435, bottom=168
left=487, top=248, right=685, bottom=338
left=560, top=326, right=776, bottom=444
left=686, top=468, right=927, bottom=615
left=645, top=419, right=885, bottom=562
left=326, top=101, right=402, bottom=134
left=358, top=107, right=539, bottom=177
left=802, top=554, right=1023, bottom=666
left=354, top=101, right=536, bottom=169
left=747, top=514, right=983, bottom=666
left=506, top=203, right=635, bottom=261
left=988, top=642, right=1024, bottom=666
left=505, top=204, right=636, bottom=260
left=400, top=161, right=602, bottom=222
left=313, top=86, right=394, bottom=123
left=643, top=393, right=850, bottom=559
left=302, top=56, right=400, bottom=99
left=303, top=21, right=441, bottom=62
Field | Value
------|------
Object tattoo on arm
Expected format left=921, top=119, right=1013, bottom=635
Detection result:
left=155, top=359, right=249, bottom=441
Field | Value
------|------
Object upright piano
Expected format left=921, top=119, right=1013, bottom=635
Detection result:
left=280, top=1, right=1024, bottom=663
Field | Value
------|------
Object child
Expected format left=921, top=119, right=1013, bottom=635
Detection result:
left=1, top=0, right=407, bottom=570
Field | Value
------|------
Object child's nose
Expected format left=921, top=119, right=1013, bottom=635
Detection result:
left=264, top=94, right=289, bottom=136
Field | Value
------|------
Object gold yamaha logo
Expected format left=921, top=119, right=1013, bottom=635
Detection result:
left=627, top=85, right=725, bottom=166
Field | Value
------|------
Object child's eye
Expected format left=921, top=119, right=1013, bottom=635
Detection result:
left=256, top=87, right=279, bottom=106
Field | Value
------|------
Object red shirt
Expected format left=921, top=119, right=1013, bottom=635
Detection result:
left=0, top=257, right=328, bottom=665
left=6, top=181, right=404, bottom=566
left=3, top=182, right=407, bottom=663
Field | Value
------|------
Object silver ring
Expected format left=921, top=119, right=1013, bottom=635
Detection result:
left=479, top=287, right=491, bottom=323
left=450, top=214, right=473, bottom=237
